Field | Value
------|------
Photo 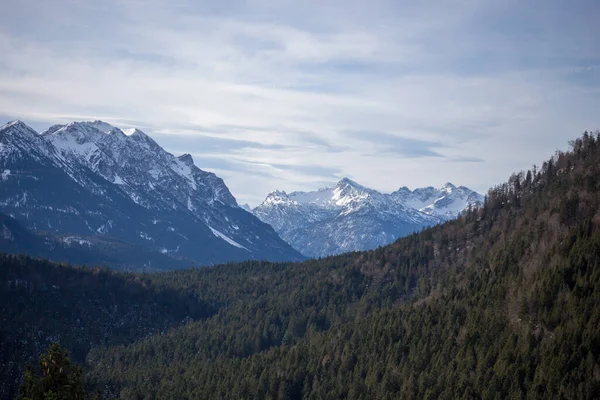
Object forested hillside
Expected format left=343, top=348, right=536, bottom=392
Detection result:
left=4, top=132, right=600, bottom=399
left=86, top=132, right=600, bottom=399
left=0, top=256, right=213, bottom=398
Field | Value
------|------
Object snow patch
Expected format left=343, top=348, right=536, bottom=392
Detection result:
left=61, top=236, right=92, bottom=247
left=208, top=225, right=248, bottom=250
left=1, top=225, right=13, bottom=240
left=122, top=128, right=137, bottom=136
left=139, top=232, right=153, bottom=241
left=187, top=197, right=195, bottom=212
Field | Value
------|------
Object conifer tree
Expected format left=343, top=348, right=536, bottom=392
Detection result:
left=18, top=343, right=85, bottom=400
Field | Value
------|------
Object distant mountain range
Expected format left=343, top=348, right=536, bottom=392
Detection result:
left=0, top=120, right=304, bottom=269
left=252, top=178, right=484, bottom=257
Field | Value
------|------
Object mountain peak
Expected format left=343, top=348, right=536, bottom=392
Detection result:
left=267, top=190, right=288, bottom=198
left=177, top=153, right=194, bottom=167
left=3, top=119, right=26, bottom=128
left=122, top=128, right=146, bottom=137
left=441, top=182, right=456, bottom=191
left=86, top=120, right=117, bottom=133
left=1, top=120, right=38, bottom=137
left=336, top=177, right=364, bottom=189
left=2, top=120, right=28, bottom=129
left=122, top=128, right=159, bottom=147
left=42, top=124, right=65, bottom=136
left=263, top=190, right=290, bottom=206
left=394, top=186, right=412, bottom=194
left=107, top=127, right=127, bottom=138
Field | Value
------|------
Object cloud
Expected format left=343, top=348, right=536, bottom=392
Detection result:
left=151, top=132, right=291, bottom=154
left=449, top=156, right=485, bottom=163
left=270, top=163, right=342, bottom=177
left=0, top=0, right=599, bottom=205
left=345, top=131, right=445, bottom=158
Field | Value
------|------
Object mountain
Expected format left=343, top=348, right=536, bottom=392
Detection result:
left=391, top=181, right=485, bottom=219
left=0, top=120, right=304, bottom=268
left=252, top=178, right=484, bottom=257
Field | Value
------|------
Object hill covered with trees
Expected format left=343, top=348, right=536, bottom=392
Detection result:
left=2, top=131, right=600, bottom=399
left=0, top=255, right=213, bottom=398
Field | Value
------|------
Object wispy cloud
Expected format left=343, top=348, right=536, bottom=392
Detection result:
left=0, top=0, right=599, bottom=205
left=345, top=131, right=445, bottom=158
left=151, top=132, right=292, bottom=154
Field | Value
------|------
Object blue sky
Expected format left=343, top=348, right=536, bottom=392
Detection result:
left=1, top=0, right=599, bottom=206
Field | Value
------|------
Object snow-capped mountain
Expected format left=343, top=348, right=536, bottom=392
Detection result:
left=0, top=120, right=304, bottom=267
left=252, top=178, right=484, bottom=257
left=391, top=182, right=485, bottom=220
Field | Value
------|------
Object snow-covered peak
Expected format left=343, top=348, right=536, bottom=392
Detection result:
left=331, top=179, right=372, bottom=208
left=419, top=184, right=484, bottom=219
left=34, top=119, right=238, bottom=208
left=124, top=128, right=161, bottom=149
left=335, top=177, right=364, bottom=190
left=262, top=190, right=292, bottom=206
left=440, top=182, right=457, bottom=193
left=0, top=121, right=50, bottom=162
left=0, top=120, right=66, bottom=168
left=122, top=127, right=144, bottom=137
left=2, top=120, right=27, bottom=129
left=394, top=186, right=412, bottom=195
left=177, top=153, right=194, bottom=167
left=43, top=121, right=152, bottom=143
left=284, top=189, right=330, bottom=207
left=42, top=124, right=65, bottom=136
left=254, top=179, right=484, bottom=257
left=1, top=120, right=39, bottom=137
left=45, top=122, right=110, bottom=153
left=263, top=178, right=374, bottom=210
left=86, top=120, right=117, bottom=134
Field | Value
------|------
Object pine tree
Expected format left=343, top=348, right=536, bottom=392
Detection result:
left=18, top=343, right=86, bottom=400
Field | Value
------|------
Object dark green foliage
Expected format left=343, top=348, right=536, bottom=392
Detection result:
left=17, top=343, right=85, bottom=400
left=7, top=131, right=600, bottom=399
left=0, top=256, right=213, bottom=398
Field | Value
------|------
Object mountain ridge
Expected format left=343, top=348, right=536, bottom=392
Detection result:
left=252, top=177, right=483, bottom=257
left=0, top=120, right=304, bottom=268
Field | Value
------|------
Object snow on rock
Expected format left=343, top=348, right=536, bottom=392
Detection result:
left=60, top=236, right=92, bottom=247
left=253, top=178, right=484, bottom=258
left=208, top=226, right=248, bottom=251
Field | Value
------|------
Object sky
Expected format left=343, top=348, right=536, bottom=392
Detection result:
left=1, top=0, right=599, bottom=206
